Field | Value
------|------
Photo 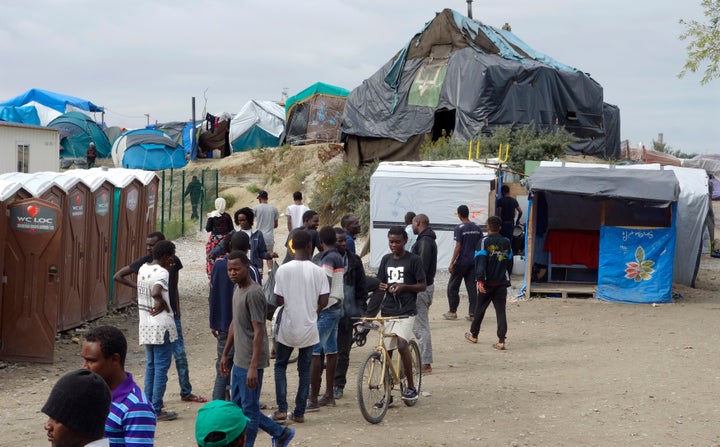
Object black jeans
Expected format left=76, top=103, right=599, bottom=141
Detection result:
left=446, top=263, right=477, bottom=315
left=334, top=314, right=353, bottom=390
left=469, top=285, right=507, bottom=342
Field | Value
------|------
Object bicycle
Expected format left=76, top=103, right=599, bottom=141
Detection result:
left=356, top=315, right=422, bottom=424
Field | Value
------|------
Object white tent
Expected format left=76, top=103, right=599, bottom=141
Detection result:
left=369, top=160, right=496, bottom=269
left=228, top=100, right=285, bottom=152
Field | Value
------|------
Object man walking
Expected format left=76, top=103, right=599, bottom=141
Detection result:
left=411, top=214, right=437, bottom=375
left=184, top=175, right=204, bottom=219
left=445, top=205, right=483, bottom=321
left=254, top=190, right=279, bottom=269
left=285, top=191, right=309, bottom=231
left=220, top=251, right=295, bottom=447
left=82, top=325, right=156, bottom=446
left=465, top=216, right=512, bottom=350
left=283, top=209, right=321, bottom=263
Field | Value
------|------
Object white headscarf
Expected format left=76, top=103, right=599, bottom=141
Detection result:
left=207, top=197, right=226, bottom=218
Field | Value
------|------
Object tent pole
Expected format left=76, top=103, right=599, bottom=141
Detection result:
left=524, top=193, right=536, bottom=300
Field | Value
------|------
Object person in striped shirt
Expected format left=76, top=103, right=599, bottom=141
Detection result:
left=82, top=325, right=157, bottom=446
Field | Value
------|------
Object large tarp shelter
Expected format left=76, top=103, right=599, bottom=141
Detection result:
left=48, top=112, right=111, bottom=159
left=525, top=162, right=708, bottom=303
left=111, top=128, right=186, bottom=170
left=0, top=88, right=104, bottom=126
left=342, top=8, right=620, bottom=165
left=284, top=82, right=349, bottom=145
left=229, top=100, right=285, bottom=153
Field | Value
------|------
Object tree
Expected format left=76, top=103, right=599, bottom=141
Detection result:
left=679, top=0, right=720, bottom=85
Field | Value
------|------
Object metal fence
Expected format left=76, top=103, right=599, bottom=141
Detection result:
left=156, top=169, right=219, bottom=239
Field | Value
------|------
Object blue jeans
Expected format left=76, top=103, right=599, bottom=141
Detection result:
left=312, top=307, right=342, bottom=355
left=173, top=317, right=193, bottom=398
left=231, top=365, right=284, bottom=447
left=274, top=342, right=312, bottom=417
left=213, top=330, right=233, bottom=400
left=144, top=331, right=173, bottom=413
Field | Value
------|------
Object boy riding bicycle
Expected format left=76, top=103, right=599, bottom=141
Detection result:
left=375, top=226, right=427, bottom=402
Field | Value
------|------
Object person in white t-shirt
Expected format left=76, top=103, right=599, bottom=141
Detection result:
left=272, top=230, right=329, bottom=424
left=286, top=191, right=309, bottom=232
left=137, top=240, right=179, bottom=421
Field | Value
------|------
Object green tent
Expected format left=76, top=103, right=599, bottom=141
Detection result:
left=284, top=82, right=349, bottom=145
left=48, top=111, right=111, bottom=159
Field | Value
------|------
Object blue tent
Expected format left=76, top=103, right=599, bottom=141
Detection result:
left=149, top=121, right=199, bottom=160
left=48, top=112, right=111, bottom=159
left=111, top=129, right=187, bottom=170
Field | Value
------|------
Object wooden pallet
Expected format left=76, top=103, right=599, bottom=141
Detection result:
left=528, top=283, right=597, bottom=299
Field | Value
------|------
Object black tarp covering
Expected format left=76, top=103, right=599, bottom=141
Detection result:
left=342, top=8, right=620, bottom=164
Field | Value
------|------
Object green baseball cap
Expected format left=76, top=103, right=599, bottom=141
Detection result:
left=195, top=401, right=249, bottom=447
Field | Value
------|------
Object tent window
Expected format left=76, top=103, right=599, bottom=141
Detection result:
left=17, top=143, right=29, bottom=173
left=409, top=62, right=448, bottom=107
left=432, top=109, right=455, bottom=141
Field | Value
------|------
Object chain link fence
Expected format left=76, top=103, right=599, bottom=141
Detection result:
left=156, top=169, right=219, bottom=239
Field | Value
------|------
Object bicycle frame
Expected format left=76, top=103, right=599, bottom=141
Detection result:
left=359, top=317, right=404, bottom=389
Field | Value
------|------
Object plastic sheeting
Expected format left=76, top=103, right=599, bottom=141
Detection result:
left=228, top=100, right=285, bottom=152
left=342, top=8, right=619, bottom=162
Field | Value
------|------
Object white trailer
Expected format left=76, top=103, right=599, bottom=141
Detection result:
left=0, top=122, right=59, bottom=174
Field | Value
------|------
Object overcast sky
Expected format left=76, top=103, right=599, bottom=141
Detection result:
left=0, top=1, right=717, bottom=154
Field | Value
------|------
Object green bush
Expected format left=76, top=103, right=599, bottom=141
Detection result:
left=309, top=161, right=378, bottom=234
left=221, top=193, right=236, bottom=209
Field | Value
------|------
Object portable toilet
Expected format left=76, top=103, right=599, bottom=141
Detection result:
left=0, top=196, right=62, bottom=363
left=0, top=179, right=24, bottom=306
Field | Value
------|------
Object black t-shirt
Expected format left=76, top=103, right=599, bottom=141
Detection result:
left=496, top=196, right=519, bottom=222
left=376, top=251, right=425, bottom=317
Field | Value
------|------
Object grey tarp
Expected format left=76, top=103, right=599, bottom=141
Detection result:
left=341, top=8, right=620, bottom=164
left=528, top=166, right=680, bottom=205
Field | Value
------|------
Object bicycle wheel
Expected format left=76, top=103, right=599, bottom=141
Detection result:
left=357, top=351, right=391, bottom=424
left=400, top=340, right=422, bottom=407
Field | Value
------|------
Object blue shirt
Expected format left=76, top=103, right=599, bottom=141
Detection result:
left=106, top=372, right=156, bottom=446
left=344, top=230, right=356, bottom=254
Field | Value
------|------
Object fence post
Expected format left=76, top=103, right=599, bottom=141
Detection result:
left=181, top=171, right=186, bottom=236
left=160, top=170, right=166, bottom=234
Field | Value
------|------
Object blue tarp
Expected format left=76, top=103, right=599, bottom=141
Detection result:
left=0, top=88, right=104, bottom=113
left=596, top=225, right=676, bottom=304
left=0, top=105, right=41, bottom=125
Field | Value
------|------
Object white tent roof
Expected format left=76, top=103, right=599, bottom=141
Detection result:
left=228, top=100, right=285, bottom=142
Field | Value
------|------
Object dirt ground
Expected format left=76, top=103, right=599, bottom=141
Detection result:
left=2, top=223, right=720, bottom=446
left=2, top=149, right=720, bottom=447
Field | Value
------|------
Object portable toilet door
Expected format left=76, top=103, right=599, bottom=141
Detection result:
left=108, top=174, right=145, bottom=309
left=10, top=173, right=86, bottom=332
left=143, top=175, right=159, bottom=237
left=0, top=198, right=62, bottom=363
left=82, top=175, right=114, bottom=321
left=0, top=180, right=24, bottom=310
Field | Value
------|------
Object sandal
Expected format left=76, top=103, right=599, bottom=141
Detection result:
left=464, top=332, right=477, bottom=344
left=271, top=411, right=287, bottom=423
left=492, top=342, right=506, bottom=350
left=180, top=394, right=208, bottom=403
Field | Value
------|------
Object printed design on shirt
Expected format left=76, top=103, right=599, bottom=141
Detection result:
left=487, top=244, right=508, bottom=261
left=624, top=246, right=655, bottom=282
left=386, top=266, right=405, bottom=283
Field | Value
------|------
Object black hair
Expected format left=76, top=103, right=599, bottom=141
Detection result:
left=227, top=250, right=250, bottom=265
left=501, top=185, right=510, bottom=194
left=147, top=231, right=165, bottom=241
left=85, top=325, right=127, bottom=368
left=388, top=225, right=408, bottom=240
left=293, top=191, right=302, bottom=201
left=292, top=228, right=312, bottom=249
left=404, top=211, right=416, bottom=225
left=487, top=215, right=502, bottom=231
left=234, top=207, right=254, bottom=227
left=318, top=226, right=337, bottom=246
left=152, top=240, right=175, bottom=260
left=457, top=205, right=469, bottom=218
left=340, top=214, right=355, bottom=228
left=230, top=231, right=250, bottom=252
left=334, top=227, right=346, bottom=237
left=302, top=209, right=318, bottom=223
